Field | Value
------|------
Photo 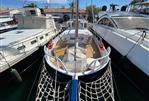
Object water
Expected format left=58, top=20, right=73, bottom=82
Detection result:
left=0, top=52, right=148, bottom=101
left=0, top=57, right=41, bottom=101
left=112, top=66, right=148, bottom=101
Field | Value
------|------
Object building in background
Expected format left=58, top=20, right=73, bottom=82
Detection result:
left=44, top=8, right=87, bottom=20
left=0, top=8, right=20, bottom=17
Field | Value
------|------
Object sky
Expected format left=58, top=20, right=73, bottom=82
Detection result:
left=0, top=0, right=141, bottom=9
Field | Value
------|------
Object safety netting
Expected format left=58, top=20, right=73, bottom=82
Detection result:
left=35, top=63, right=71, bottom=101
left=78, top=64, right=115, bottom=101
left=35, top=60, right=114, bottom=101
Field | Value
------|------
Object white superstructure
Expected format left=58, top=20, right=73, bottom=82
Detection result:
left=0, top=7, right=57, bottom=73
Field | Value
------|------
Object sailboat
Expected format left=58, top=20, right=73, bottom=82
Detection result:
left=35, top=0, right=115, bottom=100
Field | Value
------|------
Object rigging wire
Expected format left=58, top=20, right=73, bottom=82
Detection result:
left=20, top=56, right=41, bottom=74
left=125, top=30, right=147, bottom=57
left=0, top=53, right=11, bottom=68
left=113, top=62, right=148, bottom=101
left=53, top=52, right=58, bottom=101
left=26, top=57, right=44, bottom=101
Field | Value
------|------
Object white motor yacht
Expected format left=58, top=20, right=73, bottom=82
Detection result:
left=0, top=7, right=58, bottom=80
left=93, top=12, right=149, bottom=76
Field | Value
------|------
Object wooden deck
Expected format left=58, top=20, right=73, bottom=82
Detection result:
left=86, top=41, right=100, bottom=58
left=54, top=39, right=100, bottom=59
left=54, top=40, right=67, bottom=57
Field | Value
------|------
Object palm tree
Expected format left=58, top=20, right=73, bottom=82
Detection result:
left=130, top=0, right=147, bottom=5
left=129, top=0, right=147, bottom=11
left=69, top=2, right=74, bottom=19
left=86, top=5, right=101, bottom=22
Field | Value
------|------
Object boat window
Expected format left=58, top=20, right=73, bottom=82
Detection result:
left=31, top=40, right=37, bottom=44
left=45, top=33, right=49, bottom=36
left=107, top=20, right=114, bottom=27
left=0, top=23, right=7, bottom=27
left=70, top=37, right=75, bottom=40
left=79, top=37, right=84, bottom=40
left=40, top=36, right=44, bottom=40
left=98, top=18, right=104, bottom=25
left=72, top=22, right=74, bottom=27
left=7, top=20, right=14, bottom=25
left=30, top=10, right=36, bottom=15
left=98, top=18, right=114, bottom=27
left=84, top=23, right=87, bottom=28
left=17, top=45, right=26, bottom=50
left=0, top=37, right=5, bottom=40
left=112, top=17, right=149, bottom=29
left=68, top=23, right=71, bottom=27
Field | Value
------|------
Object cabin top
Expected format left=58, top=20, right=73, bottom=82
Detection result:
left=19, top=7, right=44, bottom=17
left=14, top=7, right=55, bottom=29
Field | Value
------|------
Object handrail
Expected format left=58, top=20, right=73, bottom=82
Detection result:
left=94, top=47, right=111, bottom=61
left=56, top=57, right=68, bottom=73
left=45, top=47, right=111, bottom=73
left=86, top=47, right=111, bottom=71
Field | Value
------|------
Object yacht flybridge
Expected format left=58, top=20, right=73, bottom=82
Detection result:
left=0, top=7, right=57, bottom=75
left=36, top=12, right=114, bottom=101
left=93, top=12, right=149, bottom=76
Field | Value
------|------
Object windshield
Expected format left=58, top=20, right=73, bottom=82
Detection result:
left=112, top=17, right=149, bottom=30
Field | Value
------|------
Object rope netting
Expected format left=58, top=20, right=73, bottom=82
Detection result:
left=78, top=64, right=115, bottom=101
left=35, top=63, right=71, bottom=101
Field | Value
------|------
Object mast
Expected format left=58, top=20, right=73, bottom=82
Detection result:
left=74, top=0, right=79, bottom=79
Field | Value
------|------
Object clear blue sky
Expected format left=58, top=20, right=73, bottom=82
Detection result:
left=0, top=0, right=137, bottom=9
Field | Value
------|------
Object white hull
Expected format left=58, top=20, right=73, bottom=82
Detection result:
left=93, top=25, right=149, bottom=76
left=0, top=29, right=57, bottom=73
left=0, top=48, right=38, bottom=72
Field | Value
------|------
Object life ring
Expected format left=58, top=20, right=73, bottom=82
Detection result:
left=48, top=42, right=53, bottom=49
